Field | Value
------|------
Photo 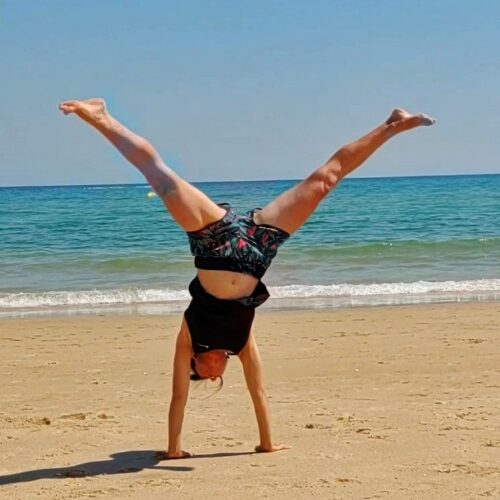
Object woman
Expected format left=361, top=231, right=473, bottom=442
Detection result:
left=59, top=98, right=435, bottom=458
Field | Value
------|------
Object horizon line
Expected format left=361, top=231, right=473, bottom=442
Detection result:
left=1, top=172, right=498, bottom=189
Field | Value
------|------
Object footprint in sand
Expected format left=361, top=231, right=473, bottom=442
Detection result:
left=97, top=413, right=114, bottom=420
left=483, top=440, right=500, bottom=448
left=59, top=412, right=87, bottom=420
left=435, top=463, right=500, bottom=477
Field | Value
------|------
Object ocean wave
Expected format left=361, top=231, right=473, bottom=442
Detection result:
left=269, top=279, right=500, bottom=298
left=282, top=237, right=500, bottom=258
left=0, top=288, right=189, bottom=309
left=1, top=279, right=499, bottom=311
left=82, top=184, right=148, bottom=190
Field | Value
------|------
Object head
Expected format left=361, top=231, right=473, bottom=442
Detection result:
left=191, top=349, right=229, bottom=383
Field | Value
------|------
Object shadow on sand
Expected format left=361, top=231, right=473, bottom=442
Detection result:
left=0, top=449, right=255, bottom=485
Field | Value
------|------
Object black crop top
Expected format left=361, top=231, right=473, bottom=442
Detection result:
left=184, top=277, right=270, bottom=355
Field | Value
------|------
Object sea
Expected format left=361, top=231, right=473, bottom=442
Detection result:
left=1, top=175, right=499, bottom=317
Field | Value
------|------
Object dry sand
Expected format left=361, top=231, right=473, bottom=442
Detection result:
left=0, top=302, right=499, bottom=499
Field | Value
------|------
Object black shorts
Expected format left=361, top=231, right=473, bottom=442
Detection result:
left=184, top=277, right=270, bottom=355
left=187, top=203, right=290, bottom=279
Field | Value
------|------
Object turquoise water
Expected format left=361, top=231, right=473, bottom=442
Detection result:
left=1, top=175, right=499, bottom=315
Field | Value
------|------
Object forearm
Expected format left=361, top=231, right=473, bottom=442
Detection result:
left=167, top=397, right=187, bottom=454
left=250, top=390, right=273, bottom=449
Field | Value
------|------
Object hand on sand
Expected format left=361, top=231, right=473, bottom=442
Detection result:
left=255, top=443, right=290, bottom=453
left=155, top=450, right=192, bottom=460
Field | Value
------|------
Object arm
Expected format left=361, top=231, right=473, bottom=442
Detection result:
left=167, top=325, right=193, bottom=458
left=238, top=332, right=289, bottom=453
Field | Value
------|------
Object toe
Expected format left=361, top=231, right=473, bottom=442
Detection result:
left=59, top=101, right=79, bottom=114
left=418, top=113, right=436, bottom=126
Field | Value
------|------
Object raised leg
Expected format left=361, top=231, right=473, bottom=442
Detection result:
left=254, top=109, right=436, bottom=234
left=59, top=98, right=225, bottom=232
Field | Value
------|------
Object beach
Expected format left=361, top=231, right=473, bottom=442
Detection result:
left=3, top=0, right=499, bottom=497
left=1, top=302, right=498, bottom=499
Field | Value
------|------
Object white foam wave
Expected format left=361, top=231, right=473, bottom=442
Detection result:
left=0, top=288, right=189, bottom=309
left=1, top=279, right=499, bottom=313
left=268, top=279, right=500, bottom=298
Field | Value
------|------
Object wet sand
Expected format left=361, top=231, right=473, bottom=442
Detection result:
left=0, top=302, right=499, bottom=499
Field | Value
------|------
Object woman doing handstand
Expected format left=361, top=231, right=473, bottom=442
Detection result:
left=59, top=98, right=435, bottom=457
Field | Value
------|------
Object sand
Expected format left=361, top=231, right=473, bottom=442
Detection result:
left=0, top=302, right=499, bottom=499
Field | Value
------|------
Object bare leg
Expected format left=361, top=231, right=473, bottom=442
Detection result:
left=255, top=109, right=436, bottom=234
left=59, top=98, right=225, bottom=232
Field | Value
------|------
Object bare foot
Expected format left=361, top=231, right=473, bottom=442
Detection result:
left=58, top=98, right=108, bottom=125
left=386, top=108, right=436, bottom=129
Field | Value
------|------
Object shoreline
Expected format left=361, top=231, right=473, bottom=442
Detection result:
left=1, top=302, right=499, bottom=498
left=1, top=291, right=499, bottom=319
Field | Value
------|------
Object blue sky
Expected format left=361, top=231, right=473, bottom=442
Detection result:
left=1, top=0, right=498, bottom=186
